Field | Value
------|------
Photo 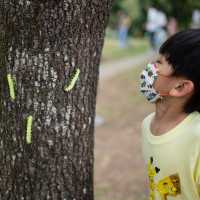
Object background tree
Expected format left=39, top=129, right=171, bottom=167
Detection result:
left=108, top=0, right=140, bottom=35
left=109, top=0, right=200, bottom=36
left=0, top=0, right=113, bottom=199
left=139, top=0, right=200, bottom=28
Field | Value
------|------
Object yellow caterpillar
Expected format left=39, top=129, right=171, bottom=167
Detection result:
left=64, top=68, right=80, bottom=92
left=7, top=74, right=15, bottom=100
left=26, top=115, right=33, bottom=144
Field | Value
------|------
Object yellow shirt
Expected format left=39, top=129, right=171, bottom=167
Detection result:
left=141, top=111, right=200, bottom=200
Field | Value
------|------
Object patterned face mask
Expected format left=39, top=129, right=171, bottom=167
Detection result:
left=139, top=63, right=162, bottom=103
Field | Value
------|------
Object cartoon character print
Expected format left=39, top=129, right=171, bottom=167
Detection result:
left=148, top=156, right=181, bottom=200
left=148, top=157, right=160, bottom=200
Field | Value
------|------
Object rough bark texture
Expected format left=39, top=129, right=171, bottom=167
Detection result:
left=0, top=0, right=113, bottom=199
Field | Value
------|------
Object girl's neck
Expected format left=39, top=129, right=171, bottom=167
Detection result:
left=154, top=98, right=188, bottom=123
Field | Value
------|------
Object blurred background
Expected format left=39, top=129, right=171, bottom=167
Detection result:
left=94, top=0, right=200, bottom=200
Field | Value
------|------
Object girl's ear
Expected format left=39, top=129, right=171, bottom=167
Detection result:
left=169, top=80, right=194, bottom=97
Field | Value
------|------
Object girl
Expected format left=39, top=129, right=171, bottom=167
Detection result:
left=140, top=29, right=200, bottom=199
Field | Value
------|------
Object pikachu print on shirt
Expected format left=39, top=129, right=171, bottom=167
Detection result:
left=148, top=156, right=181, bottom=200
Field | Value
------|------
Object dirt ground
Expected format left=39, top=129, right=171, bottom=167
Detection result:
left=94, top=64, right=154, bottom=200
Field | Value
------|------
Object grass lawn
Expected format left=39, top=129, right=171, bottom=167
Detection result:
left=101, top=37, right=150, bottom=63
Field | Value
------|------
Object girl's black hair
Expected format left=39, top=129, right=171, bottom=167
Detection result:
left=159, top=29, right=200, bottom=113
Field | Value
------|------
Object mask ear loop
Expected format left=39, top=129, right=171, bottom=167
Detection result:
left=159, top=91, right=170, bottom=96
left=154, top=70, right=171, bottom=97
left=157, top=72, right=184, bottom=96
left=157, top=81, right=183, bottom=97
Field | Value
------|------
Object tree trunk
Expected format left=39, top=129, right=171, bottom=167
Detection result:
left=0, top=1, right=113, bottom=199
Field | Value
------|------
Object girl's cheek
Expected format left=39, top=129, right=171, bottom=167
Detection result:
left=153, top=77, right=167, bottom=92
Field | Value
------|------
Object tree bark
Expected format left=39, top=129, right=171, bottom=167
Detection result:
left=0, top=0, right=113, bottom=199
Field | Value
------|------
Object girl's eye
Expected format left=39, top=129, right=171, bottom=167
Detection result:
left=155, top=59, right=162, bottom=64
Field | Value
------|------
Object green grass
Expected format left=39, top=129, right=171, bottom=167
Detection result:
left=95, top=185, right=111, bottom=199
left=101, top=37, right=150, bottom=63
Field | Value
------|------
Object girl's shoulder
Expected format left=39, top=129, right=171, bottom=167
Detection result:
left=142, top=112, right=155, bottom=127
left=191, top=111, right=200, bottom=137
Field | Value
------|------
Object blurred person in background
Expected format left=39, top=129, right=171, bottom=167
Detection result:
left=167, top=17, right=178, bottom=37
left=191, top=9, right=200, bottom=29
left=118, top=12, right=131, bottom=48
left=153, top=8, right=168, bottom=51
left=145, top=5, right=167, bottom=51
left=145, top=5, right=159, bottom=50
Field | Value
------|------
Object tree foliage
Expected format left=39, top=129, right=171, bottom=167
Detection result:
left=109, top=0, right=200, bottom=35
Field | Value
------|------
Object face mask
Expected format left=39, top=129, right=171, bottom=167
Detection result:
left=139, top=63, right=163, bottom=103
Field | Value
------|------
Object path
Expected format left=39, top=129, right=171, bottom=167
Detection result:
left=95, top=50, right=156, bottom=200
left=99, top=50, right=156, bottom=81
left=95, top=50, right=156, bottom=127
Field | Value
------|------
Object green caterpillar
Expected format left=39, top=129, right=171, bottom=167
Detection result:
left=7, top=74, right=15, bottom=100
left=26, top=115, right=33, bottom=144
left=64, top=68, right=80, bottom=92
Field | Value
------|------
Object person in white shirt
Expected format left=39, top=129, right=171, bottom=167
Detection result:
left=146, top=6, right=167, bottom=50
